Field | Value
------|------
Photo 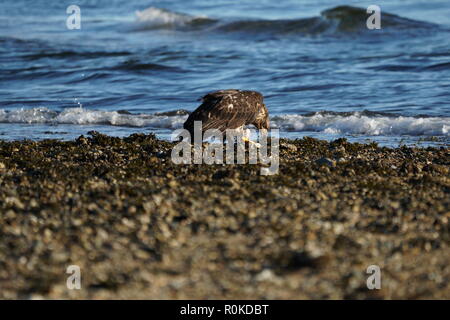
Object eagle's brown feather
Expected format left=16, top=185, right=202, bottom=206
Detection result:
left=184, top=89, right=269, bottom=137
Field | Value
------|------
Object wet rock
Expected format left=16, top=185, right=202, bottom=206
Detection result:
left=276, top=251, right=330, bottom=271
left=316, top=157, right=336, bottom=167
left=281, top=143, right=297, bottom=152
left=255, top=269, right=277, bottom=282
left=333, top=235, right=362, bottom=250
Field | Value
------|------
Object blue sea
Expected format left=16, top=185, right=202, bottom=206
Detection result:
left=1, top=0, right=449, bottom=146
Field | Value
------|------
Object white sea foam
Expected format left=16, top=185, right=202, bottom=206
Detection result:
left=0, top=108, right=448, bottom=137
left=271, top=113, right=450, bottom=136
left=135, top=7, right=206, bottom=29
left=0, top=108, right=187, bottom=129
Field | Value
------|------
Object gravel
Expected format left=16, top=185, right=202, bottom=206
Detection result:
left=0, top=132, right=448, bottom=299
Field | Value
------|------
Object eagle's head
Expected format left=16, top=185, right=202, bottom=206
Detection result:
left=254, top=103, right=270, bottom=130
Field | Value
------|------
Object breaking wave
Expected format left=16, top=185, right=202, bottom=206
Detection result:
left=132, top=5, right=438, bottom=35
left=271, top=112, right=449, bottom=136
left=134, top=7, right=215, bottom=30
left=0, top=108, right=448, bottom=137
left=0, top=108, right=187, bottom=129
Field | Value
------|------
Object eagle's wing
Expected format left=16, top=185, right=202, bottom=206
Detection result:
left=184, top=90, right=258, bottom=133
left=198, top=89, right=241, bottom=102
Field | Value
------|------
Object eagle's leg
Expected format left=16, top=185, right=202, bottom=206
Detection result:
left=245, top=139, right=262, bottom=148
left=241, top=127, right=261, bottom=148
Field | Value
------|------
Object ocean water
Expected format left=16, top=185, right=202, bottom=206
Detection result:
left=1, top=0, right=449, bottom=146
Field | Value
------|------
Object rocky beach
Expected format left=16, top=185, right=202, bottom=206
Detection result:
left=0, top=132, right=448, bottom=299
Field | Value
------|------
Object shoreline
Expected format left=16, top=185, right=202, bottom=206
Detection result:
left=0, top=132, right=448, bottom=299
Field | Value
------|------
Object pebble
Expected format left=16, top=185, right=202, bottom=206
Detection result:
left=0, top=133, right=447, bottom=299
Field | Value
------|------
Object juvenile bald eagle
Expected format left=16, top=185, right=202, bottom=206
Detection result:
left=183, top=89, right=270, bottom=139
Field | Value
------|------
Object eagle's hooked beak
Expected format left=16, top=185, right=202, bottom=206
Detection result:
left=264, top=117, right=270, bottom=130
left=263, top=104, right=270, bottom=129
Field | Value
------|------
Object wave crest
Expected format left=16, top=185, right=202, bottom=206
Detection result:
left=132, top=5, right=437, bottom=35
left=0, top=108, right=187, bottom=129
left=134, top=7, right=215, bottom=30
left=0, top=108, right=448, bottom=137
left=272, top=112, right=449, bottom=136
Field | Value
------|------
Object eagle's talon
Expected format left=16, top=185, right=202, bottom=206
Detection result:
left=242, top=137, right=261, bottom=148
